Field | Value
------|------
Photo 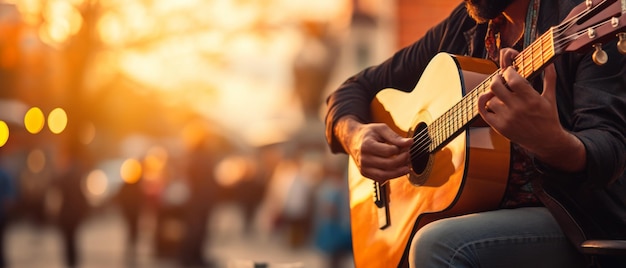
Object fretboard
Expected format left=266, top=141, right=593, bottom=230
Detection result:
left=428, top=29, right=556, bottom=152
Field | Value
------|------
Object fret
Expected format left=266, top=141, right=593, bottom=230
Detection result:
left=518, top=51, right=526, bottom=77
left=423, top=0, right=624, bottom=155
left=428, top=121, right=436, bottom=149
left=530, top=41, right=538, bottom=73
left=453, top=107, right=459, bottom=133
left=521, top=51, right=533, bottom=74
left=540, top=34, right=546, bottom=67
left=429, top=28, right=558, bottom=152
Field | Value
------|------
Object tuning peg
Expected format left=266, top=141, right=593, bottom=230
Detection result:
left=617, top=32, right=626, bottom=55
left=592, top=43, right=608, bottom=65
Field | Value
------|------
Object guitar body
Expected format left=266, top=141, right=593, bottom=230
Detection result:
left=348, top=1, right=626, bottom=265
left=348, top=53, right=511, bottom=267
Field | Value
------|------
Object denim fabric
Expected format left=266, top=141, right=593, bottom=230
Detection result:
left=409, top=207, right=586, bottom=268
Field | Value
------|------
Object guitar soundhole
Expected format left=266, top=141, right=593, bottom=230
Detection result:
left=409, top=122, right=432, bottom=182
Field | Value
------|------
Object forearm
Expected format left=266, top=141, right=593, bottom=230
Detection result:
left=333, top=115, right=363, bottom=155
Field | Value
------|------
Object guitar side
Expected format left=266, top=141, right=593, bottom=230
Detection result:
left=348, top=54, right=511, bottom=267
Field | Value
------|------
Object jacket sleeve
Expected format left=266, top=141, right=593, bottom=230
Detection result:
left=324, top=3, right=472, bottom=153
left=540, top=40, right=626, bottom=186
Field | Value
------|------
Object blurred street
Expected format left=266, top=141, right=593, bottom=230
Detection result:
left=0, top=1, right=405, bottom=268
left=5, top=203, right=350, bottom=268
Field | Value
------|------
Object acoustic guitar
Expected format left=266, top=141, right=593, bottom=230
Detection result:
left=347, top=0, right=626, bottom=267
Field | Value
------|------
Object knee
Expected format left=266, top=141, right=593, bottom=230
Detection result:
left=409, top=219, right=474, bottom=268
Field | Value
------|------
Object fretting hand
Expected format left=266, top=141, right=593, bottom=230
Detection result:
left=477, top=48, right=586, bottom=173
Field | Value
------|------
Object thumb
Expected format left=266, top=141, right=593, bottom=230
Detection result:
left=542, top=64, right=557, bottom=103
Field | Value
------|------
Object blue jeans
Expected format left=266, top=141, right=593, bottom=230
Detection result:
left=409, top=207, right=586, bottom=268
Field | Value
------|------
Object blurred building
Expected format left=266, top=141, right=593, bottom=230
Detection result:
left=0, top=0, right=463, bottom=267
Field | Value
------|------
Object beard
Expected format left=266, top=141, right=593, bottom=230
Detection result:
left=465, top=0, right=515, bottom=23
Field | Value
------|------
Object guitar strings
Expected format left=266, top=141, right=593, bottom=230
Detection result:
left=408, top=72, right=497, bottom=159
left=406, top=1, right=603, bottom=165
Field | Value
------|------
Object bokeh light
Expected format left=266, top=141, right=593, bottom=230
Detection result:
left=84, top=169, right=109, bottom=203
left=26, top=149, right=46, bottom=173
left=120, top=158, right=142, bottom=184
left=24, top=107, right=45, bottom=134
left=47, top=107, right=67, bottom=134
left=143, top=145, right=168, bottom=181
left=39, top=0, right=83, bottom=46
left=214, top=155, right=249, bottom=187
left=0, top=121, right=9, bottom=147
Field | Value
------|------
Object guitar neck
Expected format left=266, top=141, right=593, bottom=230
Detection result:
left=428, top=29, right=556, bottom=151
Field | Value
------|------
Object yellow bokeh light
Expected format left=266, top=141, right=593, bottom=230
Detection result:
left=120, top=158, right=142, bottom=184
left=0, top=121, right=8, bottom=147
left=27, top=149, right=46, bottom=174
left=47, top=107, right=68, bottom=134
left=24, top=107, right=45, bottom=134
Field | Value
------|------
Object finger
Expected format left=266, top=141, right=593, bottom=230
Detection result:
left=489, top=73, right=514, bottom=103
left=357, top=124, right=410, bottom=163
left=362, top=138, right=405, bottom=158
left=360, top=151, right=410, bottom=181
left=362, top=163, right=410, bottom=183
left=477, top=91, right=493, bottom=112
left=499, top=48, right=520, bottom=68
left=361, top=150, right=409, bottom=171
left=542, top=64, right=557, bottom=103
left=377, top=125, right=412, bottom=148
left=477, top=91, right=497, bottom=122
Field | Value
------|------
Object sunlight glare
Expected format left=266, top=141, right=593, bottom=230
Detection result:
left=122, top=1, right=152, bottom=41
left=24, top=107, right=45, bottom=134
left=0, top=121, right=8, bottom=147
left=153, top=0, right=200, bottom=12
left=40, top=1, right=83, bottom=45
left=47, top=107, right=67, bottom=134
left=276, top=0, right=348, bottom=21
left=97, top=12, right=124, bottom=46
left=10, top=0, right=42, bottom=25
left=208, top=0, right=259, bottom=30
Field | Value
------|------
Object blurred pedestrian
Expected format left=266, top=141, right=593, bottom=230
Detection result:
left=312, top=155, right=352, bottom=268
left=280, top=149, right=319, bottom=249
left=113, top=167, right=145, bottom=265
left=179, top=137, right=218, bottom=267
left=54, top=142, right=91, bottom=268
left=0, top=162, right=16, bottom=268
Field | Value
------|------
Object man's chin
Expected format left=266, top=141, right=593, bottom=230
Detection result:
left=465, top=0, right=514, bottom=23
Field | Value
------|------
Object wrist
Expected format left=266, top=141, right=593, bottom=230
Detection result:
left=527, top=130, right=586, bottom=173
left=334, top=116, right=363, bottom=153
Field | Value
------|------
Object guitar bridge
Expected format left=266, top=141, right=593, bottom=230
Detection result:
left=373, top=181, right=390, bottom=229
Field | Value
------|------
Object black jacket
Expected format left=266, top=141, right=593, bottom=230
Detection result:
left=325, top=0, right=626, bottom=265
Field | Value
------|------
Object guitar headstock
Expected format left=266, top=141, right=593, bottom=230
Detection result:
left=555, top=0, right=626, bottom=64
